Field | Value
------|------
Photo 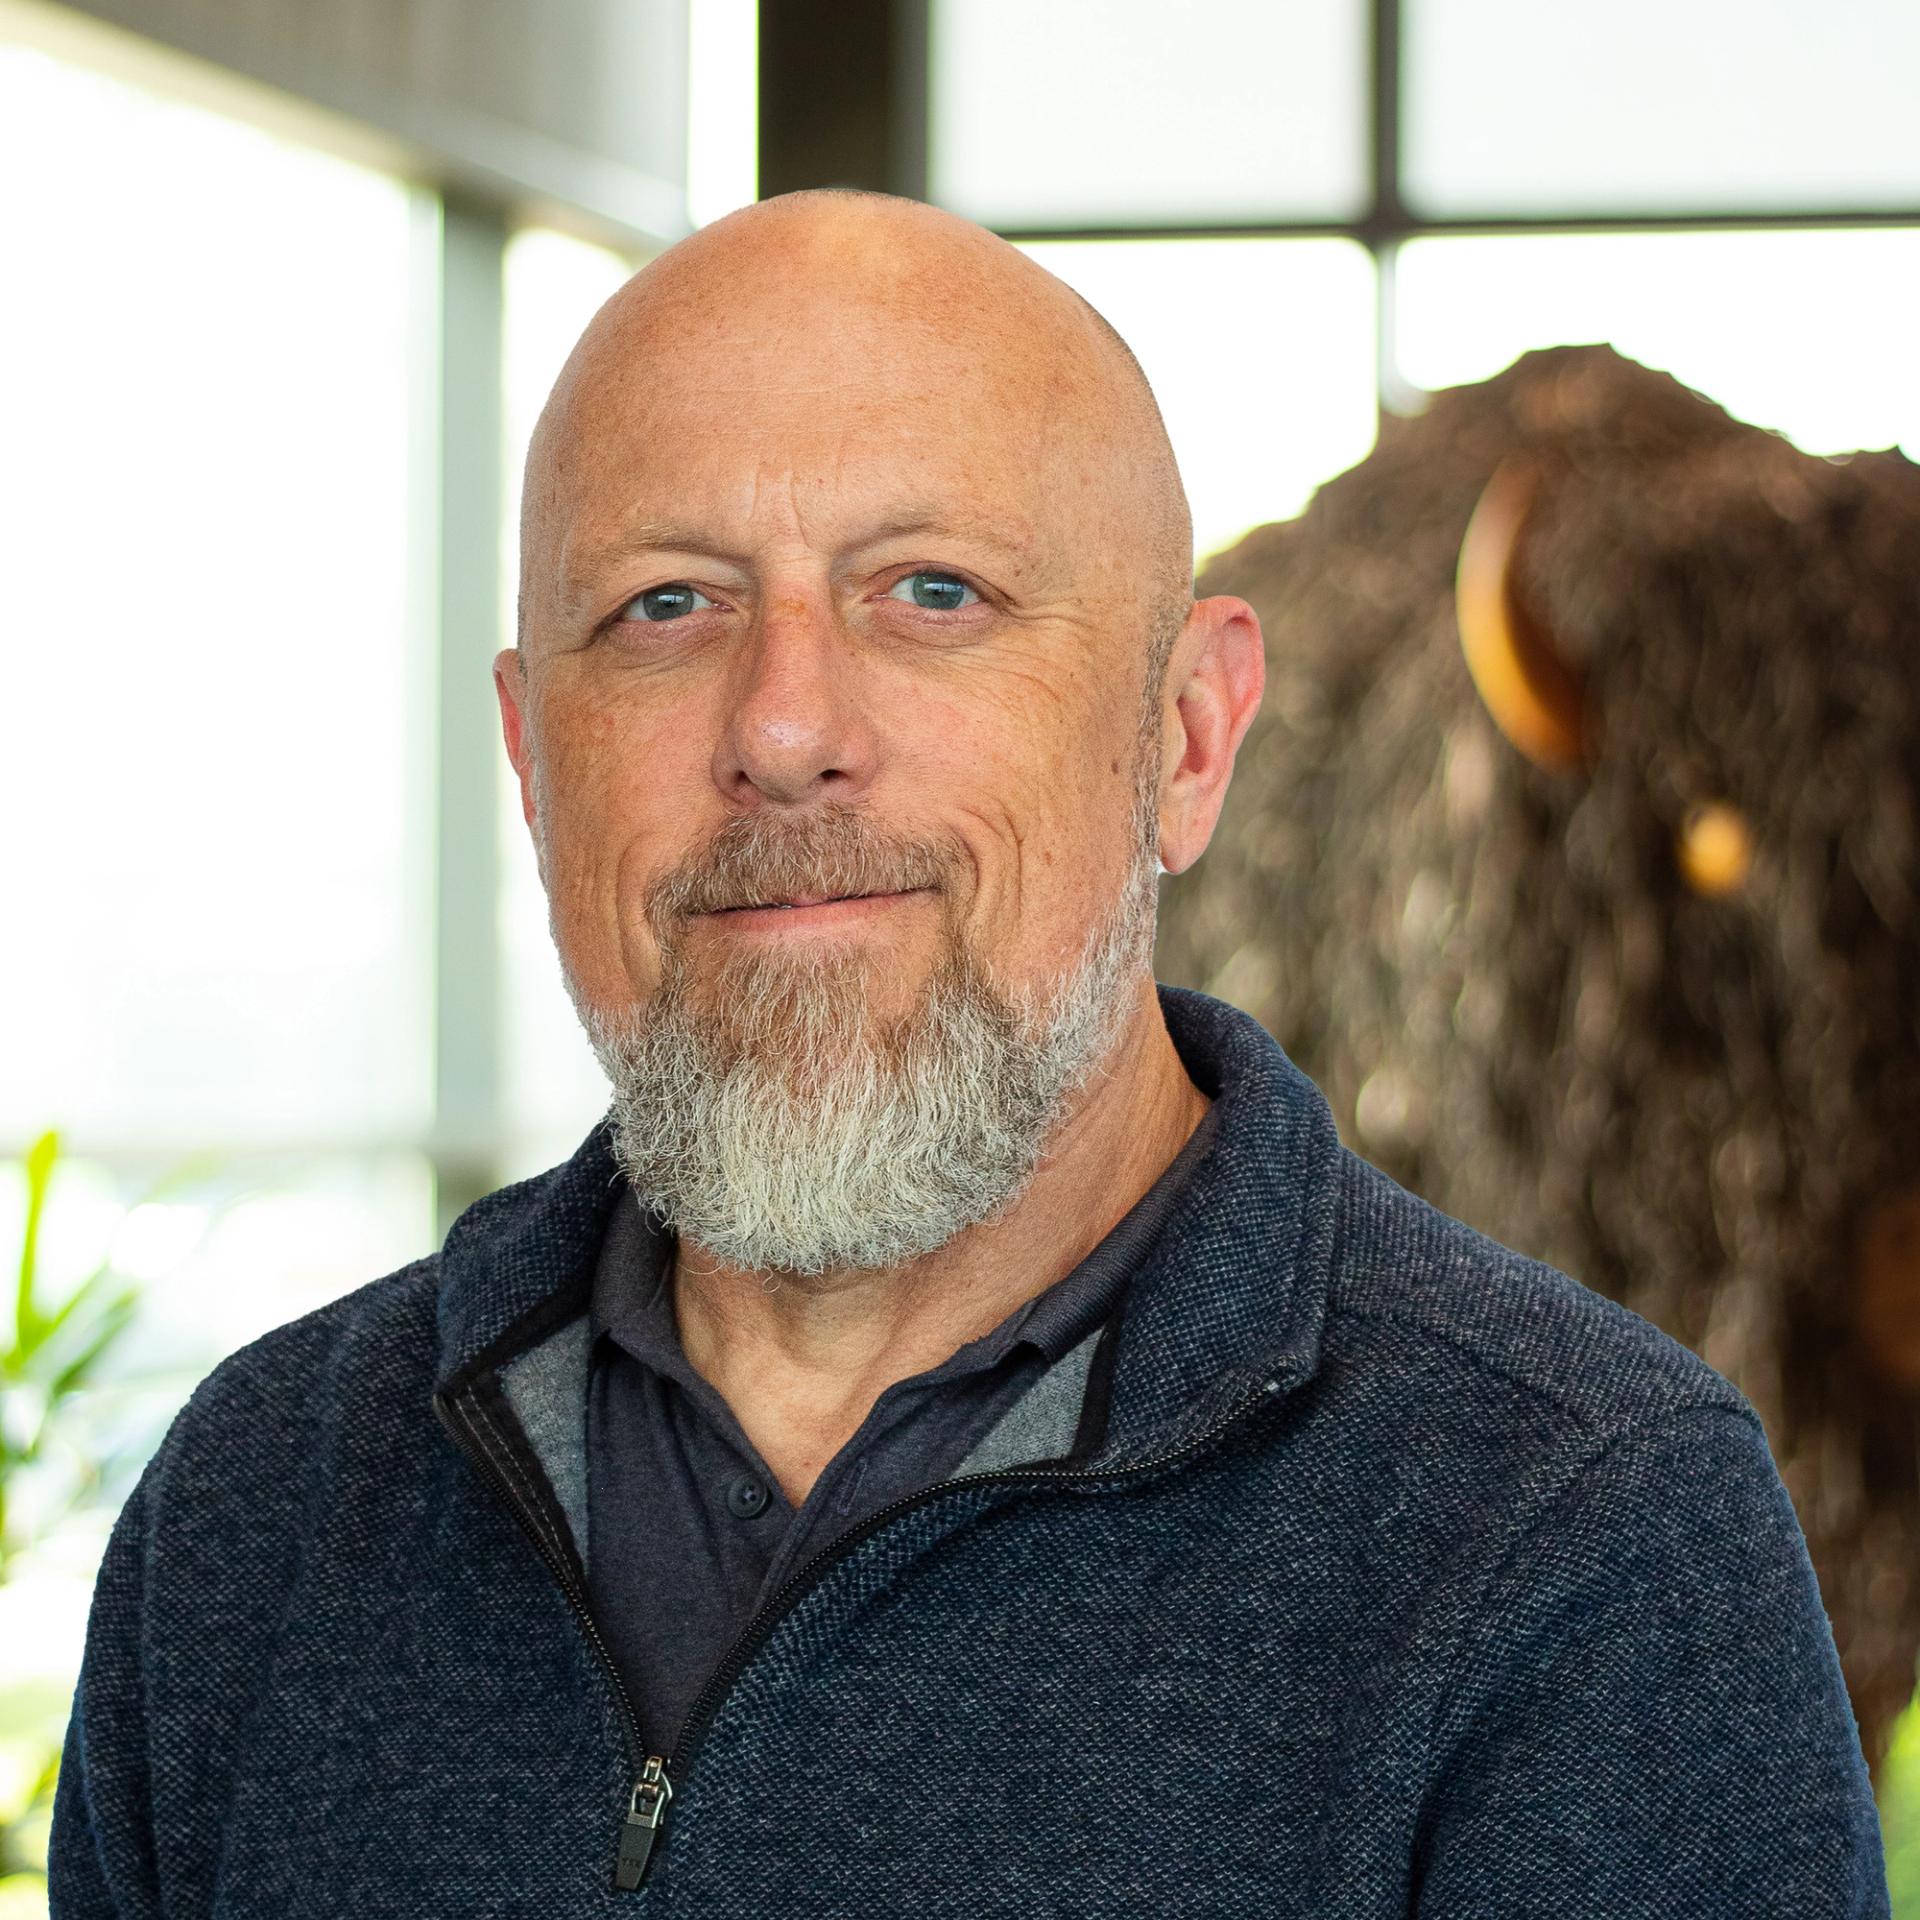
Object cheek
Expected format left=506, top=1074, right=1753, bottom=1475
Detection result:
left=921, top=683, right=1136, bottom=944
left=532, top=696, right=699, bottom=983
left=541, top=679, right=711, bottom=841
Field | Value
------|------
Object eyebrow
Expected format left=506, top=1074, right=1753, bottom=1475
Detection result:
left=558, top=508, right=1044, bottom=612
left=855, top=512, right=1041, bottom=569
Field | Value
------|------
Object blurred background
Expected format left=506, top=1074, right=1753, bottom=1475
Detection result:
left=1, top=0, right=1916, bottom=1907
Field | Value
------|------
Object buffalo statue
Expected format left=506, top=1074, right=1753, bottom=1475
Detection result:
left=1157, top=343, right=1920, bottom=1785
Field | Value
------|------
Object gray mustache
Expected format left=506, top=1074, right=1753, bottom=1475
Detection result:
left=653, top=812, right=957, bottom=922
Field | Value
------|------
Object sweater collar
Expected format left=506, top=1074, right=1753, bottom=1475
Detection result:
left=434, top=985, right=1340, bottom=1463
left=1089, top=987, right=1339, bottom=1467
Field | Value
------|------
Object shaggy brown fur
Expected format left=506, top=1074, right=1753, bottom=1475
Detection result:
left=1157, top=344, right=1920, bottom=1786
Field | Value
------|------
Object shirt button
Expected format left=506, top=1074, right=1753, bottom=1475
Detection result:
left=726, top=1474, right=770, bottom=1519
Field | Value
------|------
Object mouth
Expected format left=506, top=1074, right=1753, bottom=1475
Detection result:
left=697, top=887, right=930, bottom=929
left=719, top=892, right=870, bottom=911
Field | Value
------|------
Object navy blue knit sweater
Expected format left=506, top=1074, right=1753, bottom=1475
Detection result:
left=48, top=987, right=1888, bottom=1915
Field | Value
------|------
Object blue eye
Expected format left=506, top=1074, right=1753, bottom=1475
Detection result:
left=623, top=584, right=714, bottom=622
left=887, top=571, right=978, bottom=611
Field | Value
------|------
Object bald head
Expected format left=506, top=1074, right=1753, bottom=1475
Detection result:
left=517, top=189, right=1193, bottom=706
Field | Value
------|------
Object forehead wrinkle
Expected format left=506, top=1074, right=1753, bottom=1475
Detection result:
left=856, top=509, right=1044, bottom=575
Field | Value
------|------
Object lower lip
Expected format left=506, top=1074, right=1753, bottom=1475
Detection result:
left=699, top=888, right=929, bottom=933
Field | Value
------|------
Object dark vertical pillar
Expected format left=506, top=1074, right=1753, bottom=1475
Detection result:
left=757, top=0, right=930, bottom=200
left=1370, top=0, right=1404, bottom=243
left=1371, top=0, right=1423, bottom=417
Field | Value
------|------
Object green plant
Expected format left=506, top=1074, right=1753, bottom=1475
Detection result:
left=0, top=1129, right=225, bottom=1902
left=1883, top=1680, right=1920, bottom=1916
left=3, top=1135, right=141, bottom=1582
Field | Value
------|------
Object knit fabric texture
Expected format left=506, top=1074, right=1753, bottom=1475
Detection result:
left=47, top=985, right=1890, bottom=1916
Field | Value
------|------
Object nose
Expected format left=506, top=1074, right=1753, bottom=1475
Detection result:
left=712, top=587, right=879, bottom=807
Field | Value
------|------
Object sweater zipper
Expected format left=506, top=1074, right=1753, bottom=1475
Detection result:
left=431, top=1389, right=674, bottom=1889
left=440, top=1368, right=1287, bottom=1893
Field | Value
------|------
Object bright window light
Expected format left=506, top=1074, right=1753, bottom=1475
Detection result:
left=1017, top=239, right=1379, bottom=566
left=686, top=0, right=758, bottom=228
left=0, top=40, right=431, bottom=1149
left=1404, top=0, right=1920, bottom=216
left=933, top=0, right=1369, bottom=227
left=1395, top=229, right=1920, bottom=460
left=0, top=33, right=439, bottom=1555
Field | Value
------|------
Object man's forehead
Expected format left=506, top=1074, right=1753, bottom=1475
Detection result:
left=544, top=327, right=1094, bottom=599
left=570, top=497, right=1043, bottom=568
left=521, top=193, right=1188, bottom=632
left=560, top=293, right=1092, bottom=456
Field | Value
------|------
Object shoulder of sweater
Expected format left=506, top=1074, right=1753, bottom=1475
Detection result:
left=1318, top=1143, right=1752, bottom=1444
left=154, top=1251, right=443, bottom=1459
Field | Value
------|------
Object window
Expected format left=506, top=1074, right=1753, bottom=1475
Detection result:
left=931, top=0, right=1370, bottom=227
left=1017, top=238, right=1379, bottom=563
left=0, top=41, right=431, bottom=1152
left=0, top=36, right=438, bottom=1798
left=1403, top=0, right=1920, bottom=217
left=1394, top=227, right=1920, bottom=460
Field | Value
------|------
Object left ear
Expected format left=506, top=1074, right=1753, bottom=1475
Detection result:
left=1156, top=595, right=1266, bottom=876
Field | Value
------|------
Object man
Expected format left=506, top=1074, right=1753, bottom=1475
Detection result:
left=50, top=191, right=1886, bottom=1916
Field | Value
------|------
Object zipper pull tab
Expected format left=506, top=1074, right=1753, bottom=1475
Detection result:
left=615, top=1755, right=674, bottom=1891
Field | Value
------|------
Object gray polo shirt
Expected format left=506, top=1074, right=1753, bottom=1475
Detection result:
left=584, top=1098, right=1222, bottom=1760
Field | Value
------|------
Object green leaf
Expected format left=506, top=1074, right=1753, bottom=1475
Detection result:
left=12, top=1141, right=229, bottom=1378
left=46, top=1289, right=141, bottom=1404
left=12, top=1134, right=60, bottom=1359
left=9, top=1258, right=112, bottom=1376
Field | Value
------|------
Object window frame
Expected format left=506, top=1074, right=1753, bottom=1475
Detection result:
left=772, top=0, right=1920, bottom=429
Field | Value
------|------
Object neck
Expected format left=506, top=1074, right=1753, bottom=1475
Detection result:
left=669, top=974, right=1207, bottom=1499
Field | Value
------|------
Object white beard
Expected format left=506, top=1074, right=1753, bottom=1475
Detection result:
left=556, top=774, right=1162, bottom=1279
